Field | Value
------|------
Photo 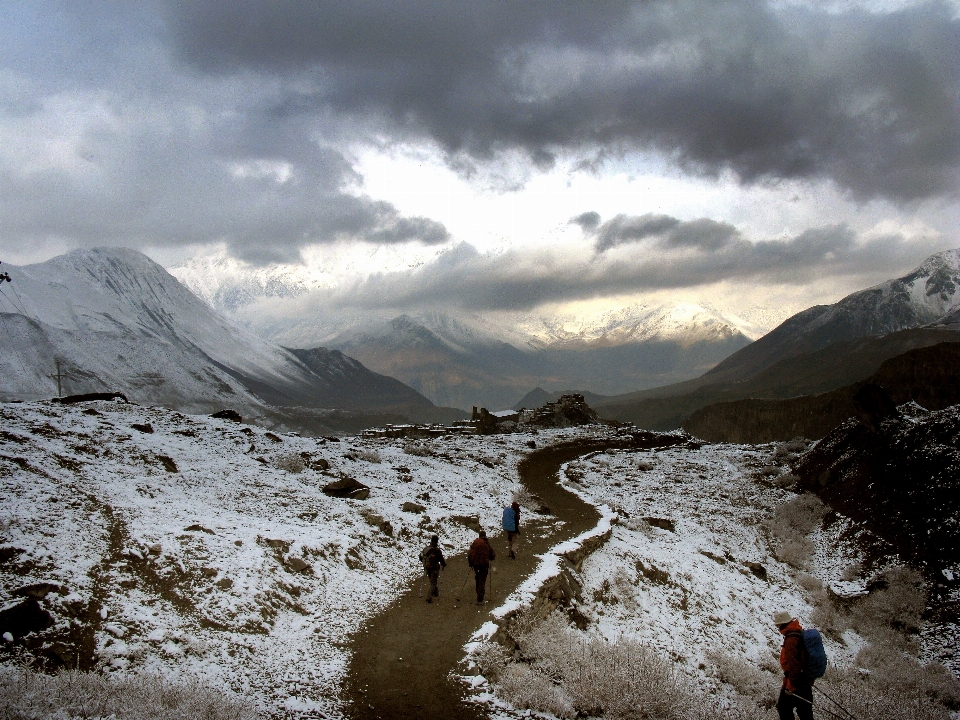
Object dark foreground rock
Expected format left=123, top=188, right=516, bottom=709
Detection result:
left=793, top=403, right=960, bottom=567
left=322, top=477, right=370, bottom=500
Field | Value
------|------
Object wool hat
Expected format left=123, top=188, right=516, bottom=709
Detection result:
left=772, top=610, right=794, bottom=625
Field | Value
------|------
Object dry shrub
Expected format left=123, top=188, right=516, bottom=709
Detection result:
left=758, top=465, right=781, bottom=477
left=763, top=493, right=828, bottom=569
left=356, top=448, right=381, bottom=463
left=270, top=452, right=304, bottom=473
left=498, top=664, right=576, bottom=718
left=0, top=666, right=254, bottom=720
left=851, top=566, right=925, bottom=635
left=773, top=472, right=798, bottom=489
left=705, top=650, right=778, bottom=707
left=796, top=572, right=823, bottom=592
left=471, top=640, right=511, bottom=682
left=402, top=442, right=432, bottom=456
left=817, top=660, right=960, bottom=720
left=492, top=611, right=765, bottom=720
left=636, top=460, right=655, bottom=471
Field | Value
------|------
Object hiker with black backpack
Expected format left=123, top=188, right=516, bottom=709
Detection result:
left=773, top=611, right=828, bottom=720
left=419, top=535, right=446, bottom=603
left=502, top=501, right=521, bottom=559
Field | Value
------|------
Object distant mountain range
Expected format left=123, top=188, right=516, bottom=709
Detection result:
left=169, top=254, right=763, bottom=410
left=0, top=249, right=461, bottom=431
left=595, top=248, right=960, bottom=430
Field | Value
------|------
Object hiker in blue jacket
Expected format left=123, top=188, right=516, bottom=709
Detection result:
left=502, top=501, right=521, bottom=559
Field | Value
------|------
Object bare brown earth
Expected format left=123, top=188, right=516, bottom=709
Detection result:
left=344, top=433, right=687, bottom=720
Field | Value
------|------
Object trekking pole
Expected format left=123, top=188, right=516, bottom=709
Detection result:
left=455, top=569, right=471, bottom=603
left=418, top=572, right=425, bottom=598
left=814, top=686, right=858, bottom=720
left=437, top=567, right=443, bottom=598
left=786, top=691, right=854, bottom=720
left=488, top=564, right=494, bottom=603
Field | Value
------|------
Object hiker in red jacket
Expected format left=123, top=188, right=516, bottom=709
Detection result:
left=774, top=611, right=814, bottom=720
left=467, top=530, right=496, bottom=604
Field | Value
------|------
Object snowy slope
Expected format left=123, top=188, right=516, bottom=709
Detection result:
left=0, top=399, right=589, bottom=717
left=0, top=249, right=433, bottom=416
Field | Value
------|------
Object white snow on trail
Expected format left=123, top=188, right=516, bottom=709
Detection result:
left=0, top=399, right=601, bottom=718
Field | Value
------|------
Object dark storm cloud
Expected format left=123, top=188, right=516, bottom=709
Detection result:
left=0, top=2, right=451, bottom=263
left=333, top=225, right=938, bottom=311
left=589, top=214, right=739, bottom=253
left=166, top=0, right=960, bottom=201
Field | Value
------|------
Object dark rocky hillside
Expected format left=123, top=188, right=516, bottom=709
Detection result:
left=792, top=403, right=960, bottom=568
left=682, top=342, right=960, bottom=442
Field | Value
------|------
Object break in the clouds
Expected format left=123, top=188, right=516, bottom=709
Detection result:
left=0, top=0, right=957, bottom=275
left=168, top=0, right=960, bottom=201
left=328, top=220, right=941, bottom=312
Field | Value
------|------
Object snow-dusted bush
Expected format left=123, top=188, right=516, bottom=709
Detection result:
left=487, top=611, right=766, bottom=720
left=636, top=459, right=655, bottom=471
left=402, top=442, right=432, bottom=456
left=270, top=452, right=305, bottom=473
left=817, top=660, right=960, bottom=720
left=851, top=565, right=925, bottom=635
left=796, top=572, right=823, bottom=592
left=705, top=650, right=778, bottom=707
left=0, top=666, right=254, bottom=720
left=763, top=493, right=827, bottom=568
left=356, top=448, right=381, bottom=463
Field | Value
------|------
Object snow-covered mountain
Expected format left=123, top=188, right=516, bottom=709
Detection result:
left=0, top=249, right=436, bottom=420
left=705, top=247, right=960, bottom=382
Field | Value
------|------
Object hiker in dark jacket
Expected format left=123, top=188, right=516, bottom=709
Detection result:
left=774, top=611, right=813, bottom=720
left=419, top=535, right=446, bottom=603
left=502, top=501, right=521, bottom=559
left=467, top=530, right=496, bottom=604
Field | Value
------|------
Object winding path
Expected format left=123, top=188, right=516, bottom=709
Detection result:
left=344, top=434, right=682, bottom=719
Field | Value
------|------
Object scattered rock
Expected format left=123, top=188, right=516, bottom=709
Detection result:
left=526, top=440, right=537, bottom=448
left=743, top=561, right=768, bottom=581
left=184, top=524, right=215, bottom=534
left=0, top=546, right=24, bottom=564
left=700, top=550, right=726, bottom=565
left=12, top=582, right=67, bottom=600
left=402, top=502, right=426, bottom=514
left=82, top=408, right=100, bottom=416
left=200, top=567, right=219, bottom=578
left=360, top=511, right=394, bottom=536
left=2, top=632, right=11, bottom=643
left=131, top=422, right=153, bottom=433
left=322, top=477, right=370, bottom=500
left=210, top=409, right=242, bottom=422
left=265, top=432, right=282, bottom=443
left=157, top=455, right=178, bottom=473
left=263, top=538, right=291, bottom=552
left=104, top=622, right=125, bottom=638
left=215, top=578, right=234, bottom=590
left=643, top=517, right=675, bottom=532
left=450, top=515, right=483, bottom=533
left=286, top=557, right=311, bottom=573
left=54, top=392, right=128, bottom=404
left=0, top=598, right=53, bottom=639
left=148, top=543, right=162, bottom=555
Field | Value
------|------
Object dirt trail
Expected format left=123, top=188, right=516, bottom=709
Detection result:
left=344, top=437, right=659, bottom=719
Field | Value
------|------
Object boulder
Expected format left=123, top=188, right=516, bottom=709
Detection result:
left=450, top=515, right=483, bottom=533
left=743, top=562, right=768, bottom=581
left=12, top=582, right=67, bottom=600
left=131, top=423, right=153, bottom=434
left=286, top=557, right=311, bottom=573
left=210, top=409, right=242, bottom=422
left=402, top=502, right=426, bottom=514
left=184, top=524, right=215, bottom=534
left=322, top=478, right=370, bottom=500
left=643, top=517, right=675, bottom=532
left=0, top=598, right=53, bottom=639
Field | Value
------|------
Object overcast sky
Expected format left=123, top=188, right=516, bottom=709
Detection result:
left=1, top=0, right=958, bottom=319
